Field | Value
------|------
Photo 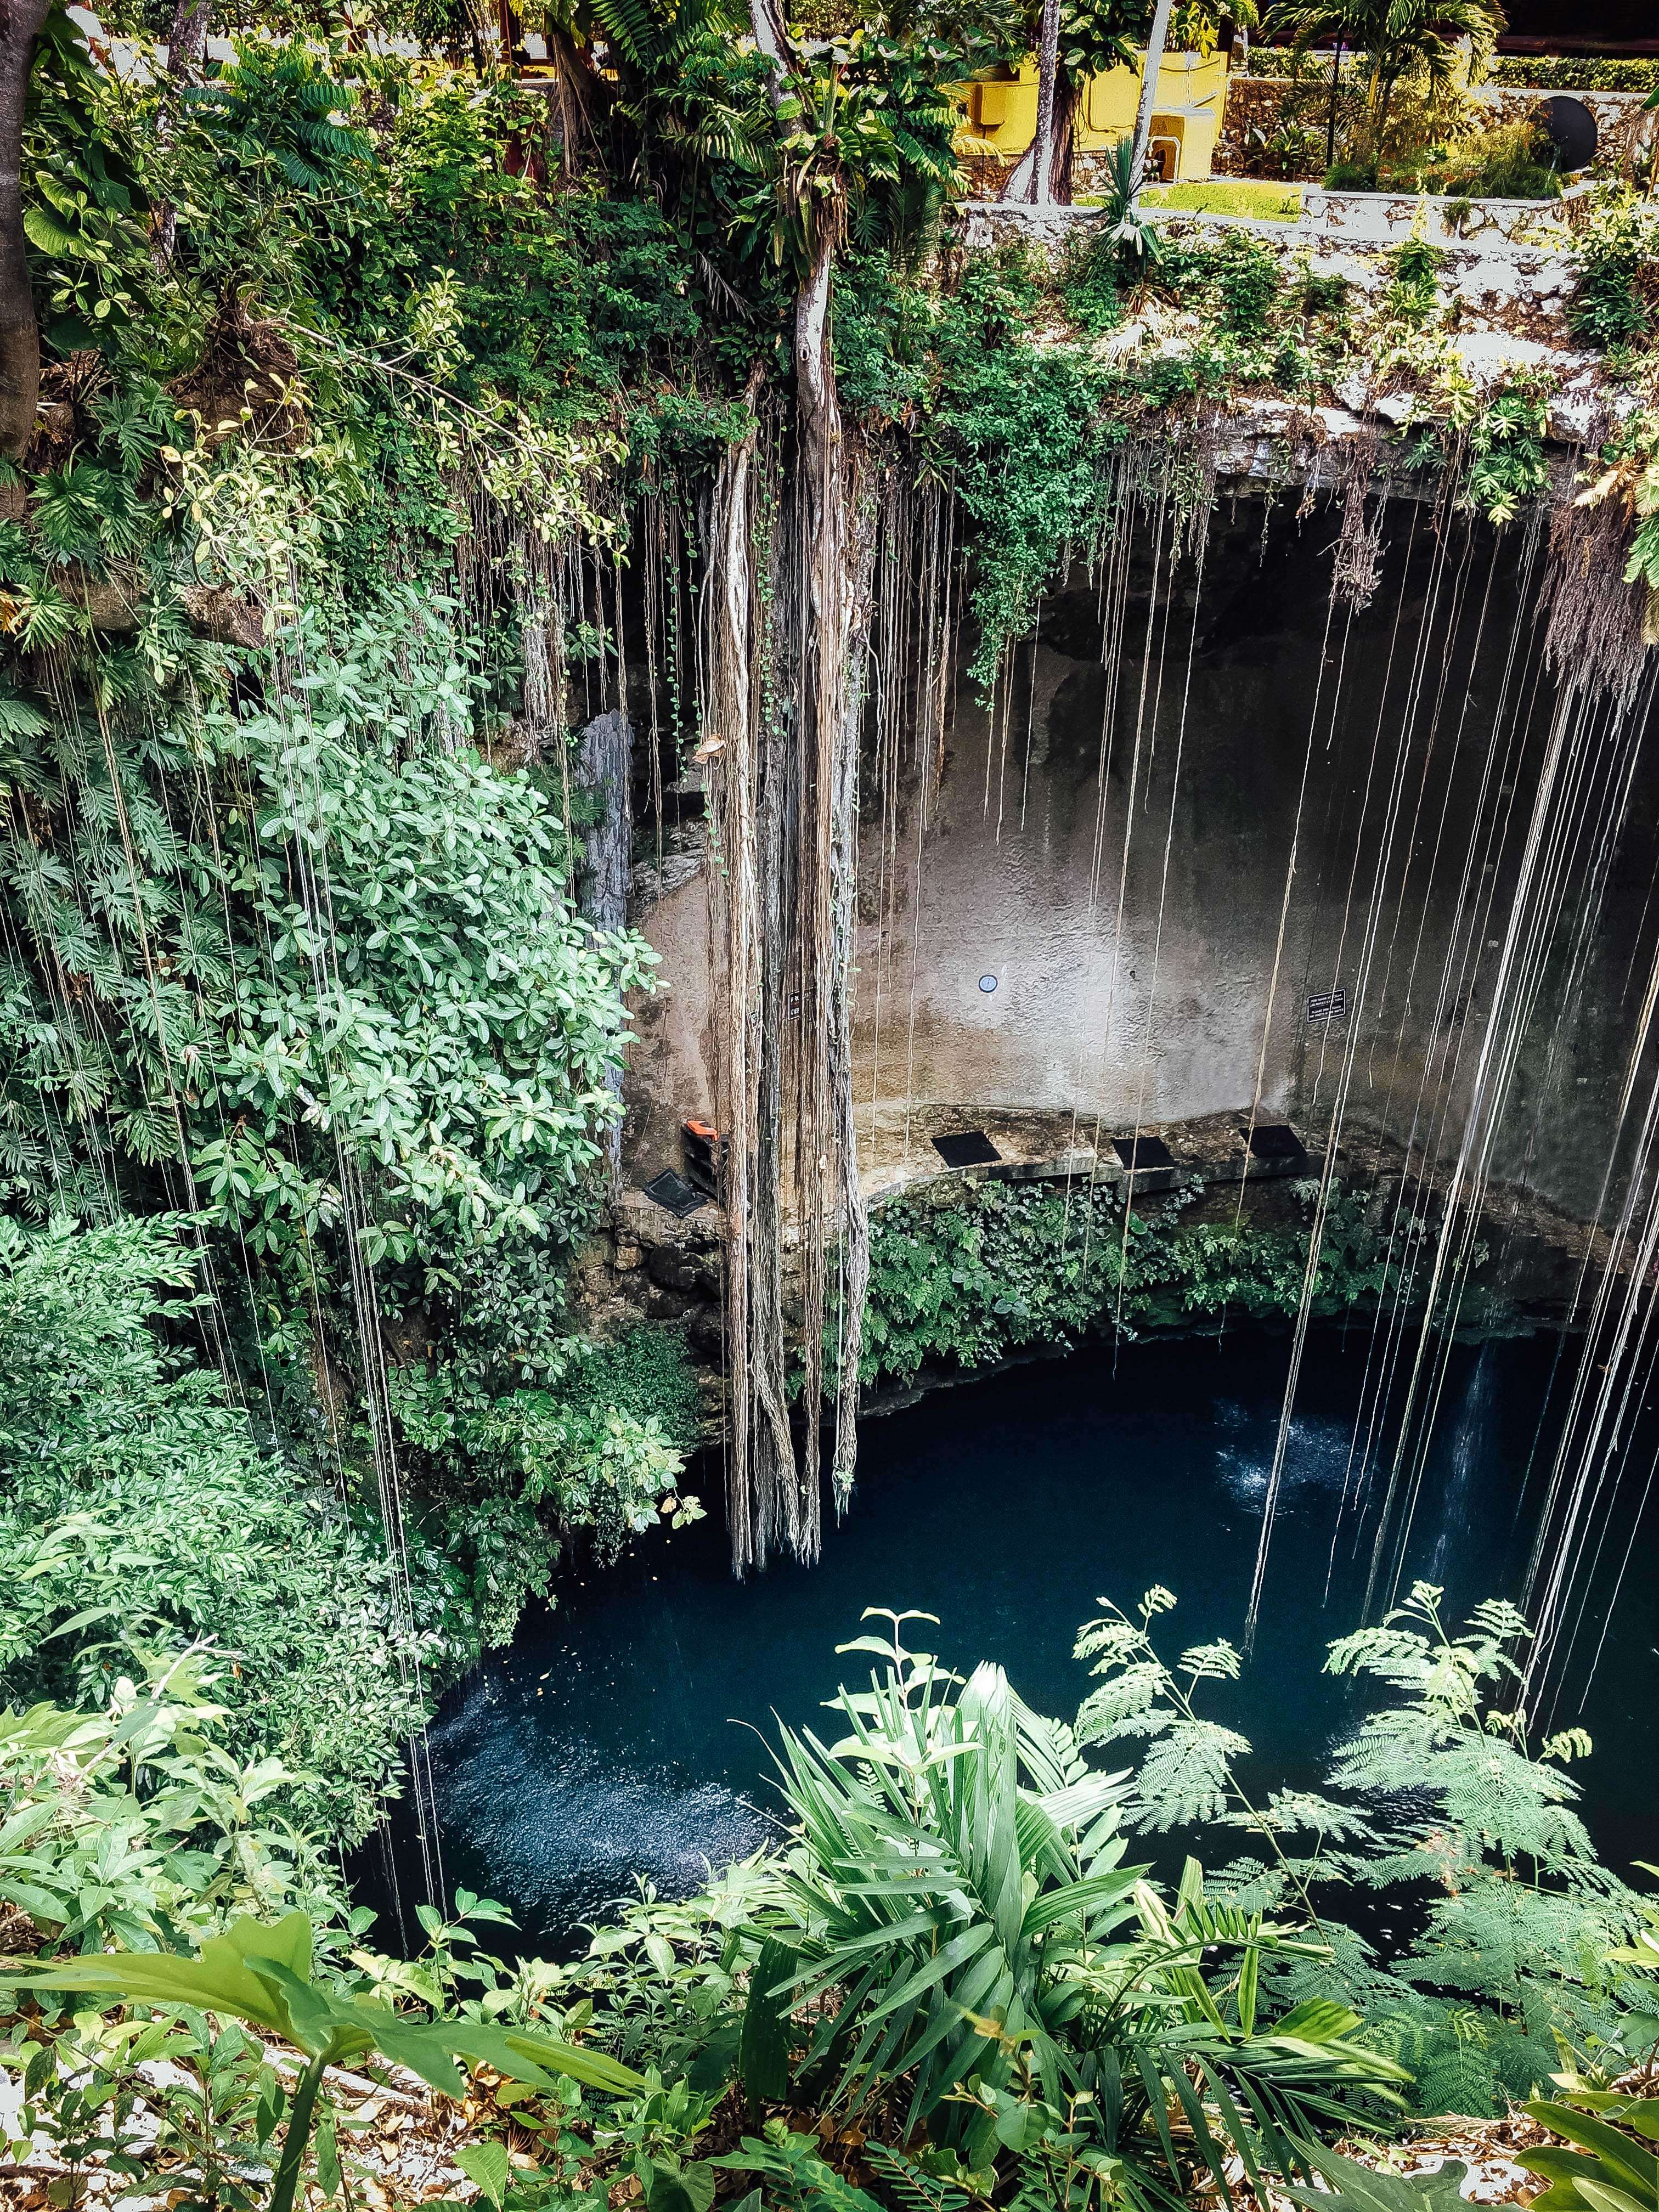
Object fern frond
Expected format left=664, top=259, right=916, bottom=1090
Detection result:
left=865, top=2144, right=969, bottom=2212
left=1133, top=1717, right=1252, bottom=1831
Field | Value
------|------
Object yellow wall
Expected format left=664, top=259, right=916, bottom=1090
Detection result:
left=958, top=48, right=1229, bottom=182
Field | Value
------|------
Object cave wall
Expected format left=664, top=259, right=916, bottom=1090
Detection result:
left=622, top=492, right=1657, bottom=1231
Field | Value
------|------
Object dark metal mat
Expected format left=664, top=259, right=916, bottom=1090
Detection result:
left=1248, top=1122, right=1307, bottom=1161
left=642, top=1169, right=708, bottom=1217
left=932, top=1130, right=1003, bottom=1169
left=1112, top=1133, right=1174, bottom=1171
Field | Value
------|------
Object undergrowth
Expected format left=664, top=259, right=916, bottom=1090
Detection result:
left=1571, top=190, right=1659, bottom=353
left=855, top=1180, right=1410, bottom=1392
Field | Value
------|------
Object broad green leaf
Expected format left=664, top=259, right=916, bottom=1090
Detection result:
left=454, top=2142, right=510, bottom=2210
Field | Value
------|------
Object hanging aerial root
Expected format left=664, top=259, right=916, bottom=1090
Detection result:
left=702, top=373, right=777, bottom=1574
left=1332, top=430, right=1386, bottom=610
left=1538, top=494, right=1652, bottom=712
left=829, top=471, right=878, bottom=1508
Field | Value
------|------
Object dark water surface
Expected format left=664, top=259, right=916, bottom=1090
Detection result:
left=407, top=1328, right=1658, bottom=1949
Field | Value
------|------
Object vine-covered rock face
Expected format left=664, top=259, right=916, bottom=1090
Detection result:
left=853, top=1176, right=1397, bottom=1394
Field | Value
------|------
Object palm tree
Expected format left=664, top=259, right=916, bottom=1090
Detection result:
left=1263, top=0, right=1502, bottom=171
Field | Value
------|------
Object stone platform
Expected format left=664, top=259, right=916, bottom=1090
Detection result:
left=856, top=1103, right=1322, bottom=1205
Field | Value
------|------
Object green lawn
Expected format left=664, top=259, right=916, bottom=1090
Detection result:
left=1141, top=178, right=1305, bottom=222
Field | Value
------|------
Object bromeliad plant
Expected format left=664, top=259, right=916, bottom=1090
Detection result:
left=746, top=1611, right=1405, bottom=2197
left=4, top=1909, right=642, bottom=2212
left=755, top=1609, right=1142, bottom=2149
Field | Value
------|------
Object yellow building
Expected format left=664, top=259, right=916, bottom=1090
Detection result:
left=957, top=47, right=1229, bottom=183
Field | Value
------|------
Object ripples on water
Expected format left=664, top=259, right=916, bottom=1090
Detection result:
left=377, top=1327, right=1657, bottom=1951
left=1214, top=1404, right=1355, bottom=1510
left=430, top=1673, right=775, bottom=1932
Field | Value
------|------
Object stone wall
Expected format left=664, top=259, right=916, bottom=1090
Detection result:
left=1212, top=72, right=1330, bottom=176
left=619, top=492, right=1659, bottom=1246
left=1212, top=73, right=1658, bottom=180
left=568, top=1184, right=727, bottom=1430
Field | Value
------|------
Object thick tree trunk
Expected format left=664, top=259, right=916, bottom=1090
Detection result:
left=0, top=0, right=51, bottom=459
left=1001, top=76, right=1079, bottom=204
left=791, top=225, right=844, bottom=1554
left=495, top=0, right=518, bottom=71
left=165, top=0, right=210, bottom=74
left=705, top=369, right=798, bottom=1572
left=154, top=0, right=211, bottom=261
left=547, top=26, right=610, bottom=177
left=828, top=477, right=874, bottom=1508
left=1027, top=0, right=1062, bottom=205
left=1371, top=74, right=1395, bottom=167
left=706, top=0, right=871, bottom=1561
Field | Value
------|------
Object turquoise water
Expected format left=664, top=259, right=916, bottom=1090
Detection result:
left=396, top=1328, right=1658, bottom=1949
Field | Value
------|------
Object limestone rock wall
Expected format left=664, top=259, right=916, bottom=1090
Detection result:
left=618, top=493, right=1657, bottom=1251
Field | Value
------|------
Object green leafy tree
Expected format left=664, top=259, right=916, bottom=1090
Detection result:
left=2, top=592, right=653, bottom=1272
left=0, top=1212, right=446, bottom=1842
left=181, top=41, right=373, bottom=197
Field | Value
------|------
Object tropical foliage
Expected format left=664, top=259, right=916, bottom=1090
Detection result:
left=4, top=7, right=1656, bottom=2210
left=4, top=1600, right=1655, bottom=2209
left=740, top=1612, right=1407, bottom=2200
left=1262, top=0, right=1500, bottom=175
left=0, top=1206, right=699, bottom=1846
left=13, top=1909, right=642, bottom=2212
left=0, top=1656, right=346, bottom=1957
left=855, top=1178, right=1413, bottom=1391
left=0, top=1212, right=446, bottom=1842
left=1077, top=1584, right=1659, bottom=2118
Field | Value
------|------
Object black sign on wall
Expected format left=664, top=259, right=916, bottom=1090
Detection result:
left=1307, top=988, right=1347, bottom=1026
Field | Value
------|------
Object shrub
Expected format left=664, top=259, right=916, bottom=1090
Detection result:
left=1571, top=188, right=1659, bottom=350
left=1488, top=55, right=1659, bottom=94
left=1415, top=116, right=1562, bottom=199
left=1059, top=224, right=1124, bottom=334
left=0, top=1216, right=441, bottom=1846
left=855, top=1180, right=1401, bottom=1391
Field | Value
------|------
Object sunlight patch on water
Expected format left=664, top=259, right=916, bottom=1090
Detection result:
left=430, top=1681, right=775, bottom=1929
left=1215, top=1405, right=1352, bottom=1514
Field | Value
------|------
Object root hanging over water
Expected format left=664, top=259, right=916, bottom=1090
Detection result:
left=1332, top=435, right=1387, bottom=610
left=702, top=353, right=874, bottom=1570
left=1539, top=493, right=1652, bottom=712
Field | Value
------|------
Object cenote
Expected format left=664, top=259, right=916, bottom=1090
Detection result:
left=19, top=49, right=1659, bottom=2196
left=403, top=1324, right=1659, bottom=1950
